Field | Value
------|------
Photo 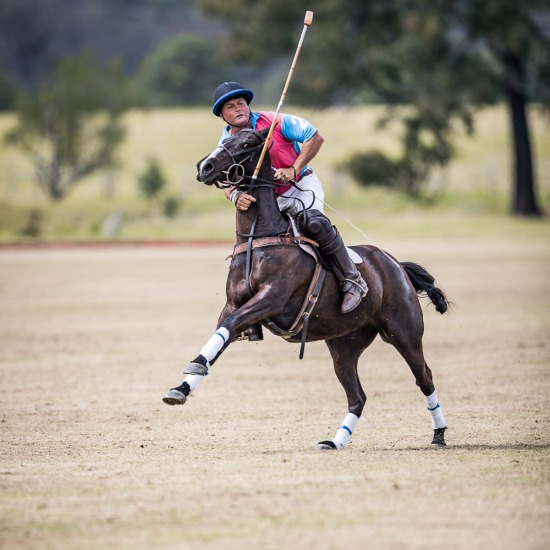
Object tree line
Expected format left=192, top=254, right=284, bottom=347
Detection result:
left=1, top=0, right=548, bottom=216
left=199, top=0, right=549, bottom=216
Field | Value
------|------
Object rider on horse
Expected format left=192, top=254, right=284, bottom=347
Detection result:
left=212, top=81, right=368, bottom=316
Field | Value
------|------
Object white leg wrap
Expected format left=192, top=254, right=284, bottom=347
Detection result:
left=332, top=413, right=359, bottom=450
left=183, top=374, right=203, bottom=394
left=425, top=390, right=446, bottom=429
left=200, top=327, right=230, bottom=364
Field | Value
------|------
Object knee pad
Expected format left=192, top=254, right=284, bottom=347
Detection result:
left=300, top=209, right=340, bottom=253
left=299, top=209, right=331, bottom=237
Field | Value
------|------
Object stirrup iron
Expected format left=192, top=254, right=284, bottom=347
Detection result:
left=342, top=277, right=368, bottom=297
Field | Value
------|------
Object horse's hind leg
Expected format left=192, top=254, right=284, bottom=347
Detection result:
left=384, top=314, right=447, bottom=446
left=318, top=328, right=377, bottom=451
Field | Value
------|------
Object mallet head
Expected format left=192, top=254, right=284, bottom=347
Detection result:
left=304, top=11, right=313, bottom=26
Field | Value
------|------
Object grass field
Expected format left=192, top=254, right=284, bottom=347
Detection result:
left=0, top=105, right=549, bottom=242
left=0, top=233, right=548, bottom=549
left=0, top=104, right=549, bottom=548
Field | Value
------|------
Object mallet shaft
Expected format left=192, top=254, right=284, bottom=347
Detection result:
left=251, top=11, right=314, bottom=182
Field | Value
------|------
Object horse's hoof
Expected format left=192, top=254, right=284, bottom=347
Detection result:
left=431, top=427, right=447, bottom=447
left=162, top=389, right=187, bottom=406
left=317, top=440, right=337, bottom=451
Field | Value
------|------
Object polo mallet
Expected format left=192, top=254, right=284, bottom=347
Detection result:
left=249, top=10, right=314, bottom=187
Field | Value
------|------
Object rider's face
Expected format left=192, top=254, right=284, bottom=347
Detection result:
left=221, top=97, right=250, bottom=128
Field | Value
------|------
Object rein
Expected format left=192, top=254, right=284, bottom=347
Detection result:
left=217, top=130, right=284, bottom=296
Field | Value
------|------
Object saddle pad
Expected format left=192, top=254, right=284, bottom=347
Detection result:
left=287, top=213, right=363, bottom=265
left=347, top=247, right=363, bottom=265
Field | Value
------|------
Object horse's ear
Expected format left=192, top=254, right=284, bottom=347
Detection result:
left=259, top=127, right=270, bottom=139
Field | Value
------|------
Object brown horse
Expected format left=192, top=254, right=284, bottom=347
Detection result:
left=163, top=127, right=450, bottom=450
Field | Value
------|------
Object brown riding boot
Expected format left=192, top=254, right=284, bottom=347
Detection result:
left=299, top=209, right=368, bottom=314
left=340, top=276, right=369, bottom=313
left=328, top=244, right=368, bottom=314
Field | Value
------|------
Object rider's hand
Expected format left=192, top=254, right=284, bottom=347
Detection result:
left=235, top=192, right=256, bottom=211
left=273, top=166, right=296, bottom=183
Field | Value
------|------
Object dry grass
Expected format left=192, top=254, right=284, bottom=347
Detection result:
left=0, top=232, right=548, bottom=549
left=0, top=105, right=549, bottom=241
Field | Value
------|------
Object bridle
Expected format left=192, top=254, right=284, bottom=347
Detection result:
left=215, top=129, right=282, bottom=194
left=215, top=129, right=265, bottom=188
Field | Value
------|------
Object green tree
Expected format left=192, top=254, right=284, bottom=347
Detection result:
left=0, top=74, right=16, bottom=111
left=460, top=0, right=549, bottom=215
left=199, top=0, right=549, bottom=215
left=138, top=158, right=167, bottom=202
left=5, top=51, right=133, bottom=201
left=162, top=195, right=181, bottom=218
left=139, top=34, right=230, bottom=106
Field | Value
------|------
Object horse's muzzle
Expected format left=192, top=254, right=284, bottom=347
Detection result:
left=199, top=161, right=215, bottom=180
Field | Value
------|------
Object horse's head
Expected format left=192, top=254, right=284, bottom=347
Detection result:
left=197, top=127, right=270, bottom=188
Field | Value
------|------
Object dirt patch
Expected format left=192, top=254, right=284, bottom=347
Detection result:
left=0, top=240, right=548, bottom=549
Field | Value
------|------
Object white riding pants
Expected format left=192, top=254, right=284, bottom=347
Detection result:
left=276, top=172, right=325, bottom=216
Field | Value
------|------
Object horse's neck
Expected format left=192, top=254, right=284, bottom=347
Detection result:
left=235, top=167, right=288, bottom=243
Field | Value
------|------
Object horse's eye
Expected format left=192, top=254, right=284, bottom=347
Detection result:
left=242, top=143, right=250, bottom=149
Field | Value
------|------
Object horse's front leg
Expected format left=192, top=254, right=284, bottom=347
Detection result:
left=161, top=322, right=230, bottom=405
left=162, top=291, right=284, bottom=406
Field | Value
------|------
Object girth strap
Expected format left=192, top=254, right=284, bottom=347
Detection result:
left=267, top=261, right=327, bottom=359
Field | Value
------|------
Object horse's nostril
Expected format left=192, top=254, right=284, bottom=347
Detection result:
left=201, top=162, right=214, bottom=176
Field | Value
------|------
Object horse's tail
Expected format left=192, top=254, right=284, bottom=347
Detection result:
left=400, top=261, right=449, bottom=314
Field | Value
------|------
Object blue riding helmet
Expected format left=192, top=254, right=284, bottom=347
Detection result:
left=212, top=82, right=254, bottom=116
